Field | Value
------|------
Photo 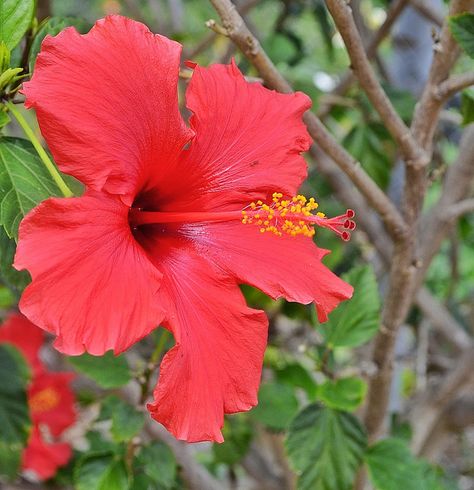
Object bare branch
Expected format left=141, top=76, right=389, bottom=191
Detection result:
left=409, top=0, right=444, bottom=27
left=317, top=0, right=410, bottom=119
left=410, top=346, right=474, bottom=455
left=324, top=0, right=429, bottom=168
left=443, top=197, right=474, bottom=220
left=436, top=72, right=474, bottom=101
left=416, top=288, right=472, bottom=351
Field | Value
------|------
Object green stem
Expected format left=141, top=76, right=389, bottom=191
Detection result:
left=151, top=329, right=171, bottom=364
left=6, top=101, right=73, bottom=198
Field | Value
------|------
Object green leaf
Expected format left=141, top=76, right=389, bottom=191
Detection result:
left=449, top=13, right=474, bottom=59
left=276, top=362, right=318, bottom=399
left=0, top=226, right=30, bottom=292
left=213, top=415, right=252, bottom=465
left=0, top=0, right=35, bottom=50
left=461, top=91, right=474, bottom=126
left=251, top=382, right=299, bottom=430
left=286, top=404, right=367, bottom=490
left=317, top=377, right=367, bottom=412
left=100, top=396, right=144, bottom=442
left=0, top=136, right=60, bottom=239
left=68, top=352, right=131, bottom=389
left=75, top=452, right=129, bottom=490
left=0, top=344, right=31, bottom=480
left=320, top=265, right=381, bottom=348
left=0, top=284, right=14, bottom=307
left=365, top=438, right=448, bottom=490
left=29, top=17, right=89, bottom=73
left=134, top=442, right=177, bottom=489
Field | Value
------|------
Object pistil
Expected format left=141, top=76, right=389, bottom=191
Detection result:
left=129, top=192, right=356, bottom=240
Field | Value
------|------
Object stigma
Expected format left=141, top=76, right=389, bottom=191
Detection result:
left=241, top=192, right=356, bottom=241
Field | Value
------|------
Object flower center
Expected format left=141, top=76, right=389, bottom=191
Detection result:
left=129, top=192, right=355, bottom=240
left=29, top=387, right=61, bottom=414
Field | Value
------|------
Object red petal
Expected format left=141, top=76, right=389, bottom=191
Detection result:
left=23, top=15, right=191, bottom=201
left=28, top=371, right=76, bottom=437
left=146, top=242, right=268, bottom=443
left=14, top=193, right=163, bottom=355
left=0, top=313, right=44, bottom=374
left=22, top=427, right=71, bottom=481
left=154, top=61, right=312, bottom=211
left=185, top=222, right=353, bottom=322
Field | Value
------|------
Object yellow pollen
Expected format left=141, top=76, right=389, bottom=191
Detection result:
left=29, top=387, right=61, bottom=414
left=242, top=192, right=320, bottom=238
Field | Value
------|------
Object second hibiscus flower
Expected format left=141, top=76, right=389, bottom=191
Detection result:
left=15, top=15, right=353, bottom=442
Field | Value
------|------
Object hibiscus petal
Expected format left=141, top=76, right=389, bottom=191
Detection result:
left=14, top=193, right=163, bottom=355
left=23, top=15, right=191, bottom=201
left=155, top=61, right=311, bottom=211
left=0, top=313, right=44, bottom=374
left=146, top=241, right=268, bottom=443
left=22, top=427, right=71, bottom=481
left=181, top=221, right=353, bottom=322
left=28, top=371, right=76, bottom=437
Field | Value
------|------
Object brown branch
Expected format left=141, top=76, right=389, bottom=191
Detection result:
left=208, top=0, right=407, bottom=241
left=443, top=197, right=474, bottom=220
left=316, top=0, right=410, bottom=119
left=410, top=346, right=474, bottom=455
left=363, top=0, right=474, bottom=444
left=324, top=0, right=429, bottom=169
left=409, top=0, right=444, bottom=27
left=416, top=288, right=472, bottom=351
left=417, top=125, right=474, bottom=288
left=435, top=72, right=474, bottom=101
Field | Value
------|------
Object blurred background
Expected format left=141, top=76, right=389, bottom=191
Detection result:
left=1, top=0, right=473, bottom=489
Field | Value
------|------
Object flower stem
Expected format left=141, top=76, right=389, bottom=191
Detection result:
left=151, top=329, right=171, bottom=364
left=6, top=101, right=73, bottom=198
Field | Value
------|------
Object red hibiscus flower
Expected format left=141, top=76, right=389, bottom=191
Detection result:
left=22, top=427, right=72, bottom=481
left=0, top=314, right=76, bottom=480
left=0, top=313, right=44, bottom=374
left=28, top=370, right=76, bottom=437
left=15, top=16, right=353, bottom=442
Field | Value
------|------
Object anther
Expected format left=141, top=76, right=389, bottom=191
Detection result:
left=241, top=194, right=356, bottom=241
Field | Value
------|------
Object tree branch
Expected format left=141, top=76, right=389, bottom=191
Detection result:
left=363, top=0, right=474, bottom=443
left=317, top=0, right=410, bottom=119
left=324, top=0, right=429, bottom=169
left=435, top=72, right=474, bottom=101
left=409, top=0, right=444, bottom=27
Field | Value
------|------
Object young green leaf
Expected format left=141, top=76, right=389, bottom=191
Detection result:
left=68, top=352, right=131, bottom=389
left=0, top=227, right=30, bottom=292
left=286, top=404, right=367, bottom=490
left=365, top=438, right=449, bottom=490
left=320, top=265, right=381, bottom=348
left=134, top=442, right=177, bottom=489
left=112, top=406, right=144, bottom=443
left=0, top=344, right=31, bottom=480
left=461, top=91, right=474, bottom=126
left=0, top=137, right=60, bottom=239
left=74, top=452, right=129, bottom=490
left=317, top=377, right=367, bottom=412
left=213, top=415, right=252, bottom=466
left=449, top=13, right=474, bottom=59
left=0, top=0, right=35, bottom=50
left=251, top=382, right=299, bottom=430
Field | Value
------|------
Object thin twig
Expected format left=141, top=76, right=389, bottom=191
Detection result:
left=409, top=0, right=444, bottom=27
left=317, top=0, right=410, bottom=119
left=435, top=72, right=474, bottom=101
left=324, top=0, right=429, bottom=169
